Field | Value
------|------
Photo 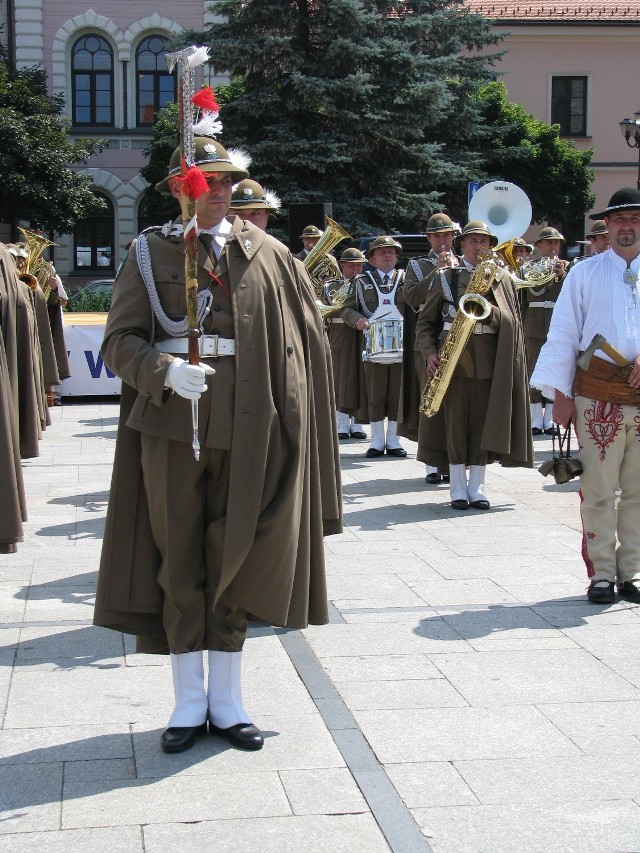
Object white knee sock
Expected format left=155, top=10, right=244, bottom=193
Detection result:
left=337, top=410, right=350, bottom=433
left=385, top=420, right=403, bottom=450
left=531, top=402, right=543, bottom=430
left=449, top=464, right=468, bottom=502
left=369, top=420, right=385, bottom=451
left=467, top=465, right=487, bottom=503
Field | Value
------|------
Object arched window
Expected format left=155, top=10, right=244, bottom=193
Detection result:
left=74, top=192, right=115, bottom=271
left=72, top=35, right=114, bottom=126
left=136, top=35, right=176, bottom=126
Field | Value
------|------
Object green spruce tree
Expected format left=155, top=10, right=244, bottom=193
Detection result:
left=0, top=45, right=105, bottom=232
left=181, top=0, right=505, bottom=236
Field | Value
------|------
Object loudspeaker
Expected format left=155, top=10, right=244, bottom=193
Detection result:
left=289, top=202, right=332, bottom=254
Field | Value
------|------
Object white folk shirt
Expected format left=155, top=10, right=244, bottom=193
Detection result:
left=531, top=248, right=640, bottom=400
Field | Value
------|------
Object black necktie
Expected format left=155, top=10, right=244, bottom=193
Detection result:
left=199, top=232, right=215, bottom=262
left=382, top=274, right=390, bottom=291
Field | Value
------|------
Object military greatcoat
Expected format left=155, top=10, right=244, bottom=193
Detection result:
left=93, top=217, right=341, bottom=652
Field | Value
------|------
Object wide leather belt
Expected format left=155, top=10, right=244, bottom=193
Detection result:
left=575, top=355, right=639, bottom=406
left=442, top=321, right=496, bottom=335
left=154, top=335, right=235, bottom=357
left=528, top=301, right=556, bottom=309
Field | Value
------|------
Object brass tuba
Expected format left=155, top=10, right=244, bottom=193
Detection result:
left=18, top=228, right=58, bottom=299
left=303, top=216, right=351, bottom=296
left=420, top=254, right=497, bottom=418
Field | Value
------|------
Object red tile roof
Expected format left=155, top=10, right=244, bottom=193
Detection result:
left=465, top=1, right=640, bottom=21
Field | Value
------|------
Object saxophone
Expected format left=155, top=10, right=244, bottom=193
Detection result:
left=420, top=254, right=498, bottom=417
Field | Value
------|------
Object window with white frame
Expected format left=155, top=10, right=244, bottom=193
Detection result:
left=136, top=35, right=176, bottom=126
left=71, top=35, right=114, bottom=127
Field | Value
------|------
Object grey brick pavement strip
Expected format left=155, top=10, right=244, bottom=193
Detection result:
left=277, top=628, right=433, bottom=853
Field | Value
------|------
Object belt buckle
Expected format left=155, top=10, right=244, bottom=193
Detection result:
left=200, top=335, right=219, bottom=358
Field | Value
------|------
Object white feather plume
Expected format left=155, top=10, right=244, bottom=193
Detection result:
left=227, top=147, right=252, bottom=173
left=264, top=188, right=282, bottom=211
left=187, top=46, right=210, bottom=69
left=192, top=113, right=223, bottom=137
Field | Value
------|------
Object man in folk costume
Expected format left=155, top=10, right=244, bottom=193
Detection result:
left=320, top=247, right=368, bottom=440
left=341, top=235, right=407, bottom=457
left=416, top=220, right=533, bottom=510
left=401, top=213, right=459, bottom=483
left=93, top=76, right=341, bottom=754
left=524, top=226, right=569, bottom=435
left=532, top=188, right=640, bottom=605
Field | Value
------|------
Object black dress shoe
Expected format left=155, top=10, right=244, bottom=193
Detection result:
left=350, top=430, right=367, bottom=439
left=451, top=499, right=470, bottom=510
left=161, top=722, right=208, bottom=753
left=544, top=427, right=556, bottom=436
left=442, top=474, right=450, bottom=482
left=210, top=721, right=264, bottom=750
left=365, top=447, right=384, bottom=458
left=617, top=581, right=640, bottom=603
left=425, top=472, right=442, bottom=484
left=532, top=427, right=543, bottom=436
left=386, top=447, right=407, bottom=457
left=587, top=579, right=616, bottom=604
left=470, top=499, right=490, bottom=510
left=338, top=432, right=350, bottom=440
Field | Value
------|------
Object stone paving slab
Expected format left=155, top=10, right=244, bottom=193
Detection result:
left=4, top=402, right=640, bottom=852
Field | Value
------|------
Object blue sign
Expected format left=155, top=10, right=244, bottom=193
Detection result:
left=468, top=182, right=481, bottom=206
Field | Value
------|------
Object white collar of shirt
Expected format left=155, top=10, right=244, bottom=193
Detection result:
left=462, top=259, right=475, bottom=272
left=199, top=219, right=232, bottom=258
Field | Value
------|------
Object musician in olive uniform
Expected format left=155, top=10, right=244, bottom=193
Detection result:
left=94, top=136, right=341, bottom=754
left=341, top=235, right=406, bottom=457
left=525, top=226, right=568, bottom=435
left=416, top=220, right=533, bottom=510
left=227, top=178, right=281, bottom=231
left=294, top=224, right=323, bottom=261
left=321, top=247, right=368, bottom=439
left=401, top=213, right=459, bottom=483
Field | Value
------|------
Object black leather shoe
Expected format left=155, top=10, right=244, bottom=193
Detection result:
left=210, top=721, right=264, bottom=750
left=451, top=499, right=470, bottom=510
left=425, top=472, right=442, bottom=484
left=161, top=722, right=208, bottom=753
left=365, top=447, right=384, bottom=458
left=470, top=499, right=490, bottom=510
left=386, top=447, right=407, bottom=457
left=532, top=427, right=543, bottom=436
left=544, top=427, right=556, bottom=436
left=617, top=581, right=640, bottom=603
left=338, top=432, right=349, bottom=440
left=350, top=430, right=367, bottom=439
left=442, top=474, right=450, bottom=482
left=587, top=580, right=615, bottom=604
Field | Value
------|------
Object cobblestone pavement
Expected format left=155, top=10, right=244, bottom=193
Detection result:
left=2, top=401, right=640, bottom=853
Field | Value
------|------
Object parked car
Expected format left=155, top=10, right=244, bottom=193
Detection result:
left=68, top=279, right=115, bottom=304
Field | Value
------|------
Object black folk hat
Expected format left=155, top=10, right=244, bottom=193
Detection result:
left=590, top=187, right=640, bottom=220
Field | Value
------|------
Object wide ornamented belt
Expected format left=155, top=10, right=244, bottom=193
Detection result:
left=154, top=335, right=235, bottom=357
left=575, top=355, right=639, bottom=406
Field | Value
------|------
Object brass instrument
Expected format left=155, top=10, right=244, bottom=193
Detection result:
left=317, top=278, right=352, bottom=320
left=494, top=238, right=556, bottom=289
left=304, top=216, right=351, bottom=295
left=18, top=228, right=58, bottom=299
left=420, top=254, right=497, bottom=418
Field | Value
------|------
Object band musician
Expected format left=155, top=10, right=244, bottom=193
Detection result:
left=415, top=220, right=533, bottom=510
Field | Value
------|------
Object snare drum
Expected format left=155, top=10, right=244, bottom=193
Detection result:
left=362, top=318, right=404, bottom=364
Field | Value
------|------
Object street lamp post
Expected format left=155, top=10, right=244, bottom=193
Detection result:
left=619, top=111, right=640, bottom=190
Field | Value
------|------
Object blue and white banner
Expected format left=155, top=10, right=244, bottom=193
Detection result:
left=60, top=315, right=121, bottom=396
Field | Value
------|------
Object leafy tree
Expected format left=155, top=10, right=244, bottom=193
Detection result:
left=477, top=82, right=595, bottom=226
left=178, top=0, right=505, bottom=236
left=0, top=44, right=105, bottom=232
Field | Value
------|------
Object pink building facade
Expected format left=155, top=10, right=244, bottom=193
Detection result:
left=466, top=1, right=640, bottom=247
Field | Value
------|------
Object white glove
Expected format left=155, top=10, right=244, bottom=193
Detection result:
left=165, top=359, right=215, bottom=400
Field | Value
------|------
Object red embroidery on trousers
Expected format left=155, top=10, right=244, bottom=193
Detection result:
left=583, top=400, right=623, bottom=462
left=579, top=488, right=596, bottom=578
